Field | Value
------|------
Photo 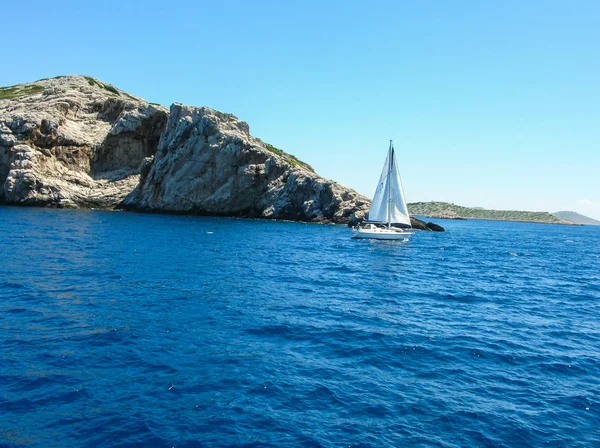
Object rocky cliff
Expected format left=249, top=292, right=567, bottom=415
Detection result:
left=0, top=76, right=370, bottom=224
left=122, top=103, right=370, bottom=223
left=0, top=76, right=168, bottom=208
left=1, top=75, right=441, bottom=230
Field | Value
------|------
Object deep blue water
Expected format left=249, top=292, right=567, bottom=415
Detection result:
left=1, top=206, right=599, bottom=447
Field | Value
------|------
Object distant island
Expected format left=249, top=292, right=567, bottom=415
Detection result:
left=553, top=211, right=600, bottom=226
left=407, top=202, right=598, bottom=225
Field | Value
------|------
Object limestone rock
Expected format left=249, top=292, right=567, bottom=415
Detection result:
left=0, top=75, right=168, bottom=208
left=123, top=104, right=370, bottom=223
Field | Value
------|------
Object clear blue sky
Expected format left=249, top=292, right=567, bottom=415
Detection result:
left=3, top=0, right=599, bottom=219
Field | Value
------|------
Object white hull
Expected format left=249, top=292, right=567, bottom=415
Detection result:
left=351, top=226, right=414, bottom=240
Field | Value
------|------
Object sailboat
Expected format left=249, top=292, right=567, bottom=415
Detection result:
left=351, top=140, right=414, bottom=240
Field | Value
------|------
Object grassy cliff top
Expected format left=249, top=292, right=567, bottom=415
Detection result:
left=408, top=201, right=574, bottom=225
left=0, top=84, right=45, bottom=100
left=0, top=75, right=143, bottom=101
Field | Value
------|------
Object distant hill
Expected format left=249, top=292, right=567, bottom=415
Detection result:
left=408, top=202, right=574, bottom=225
left=553, top=211, right=600, bottom=226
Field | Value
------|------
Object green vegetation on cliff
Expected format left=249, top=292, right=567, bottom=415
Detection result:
left=84, top=76, right=130, bottom=97
left=408, top=201, right=574, bottom=224
left=264, top=143, right=314, bottom=173
left=0, top=84, right=45, bottom=100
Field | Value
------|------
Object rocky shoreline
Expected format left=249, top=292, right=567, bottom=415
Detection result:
left=1, top=76, right=443, bottom=231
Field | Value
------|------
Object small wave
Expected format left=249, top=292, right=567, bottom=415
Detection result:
left=67, top=327, right=136, bottom=346
left=244, top=324, right=316, bottom=343
left=306, top=385, right=346, bottom=408
left=0, top=281, right=27, bottom=290
left=441, top=292, right=487, bottom=303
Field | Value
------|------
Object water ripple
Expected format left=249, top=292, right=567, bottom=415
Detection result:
left=0, top=207, right=599, bottom=447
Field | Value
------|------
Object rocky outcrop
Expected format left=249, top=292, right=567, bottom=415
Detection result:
left=0, top=76, right=167, bottom=208
left=122, top=104, right=369, bottom=223
left=1, top=75, right=441, bottom=230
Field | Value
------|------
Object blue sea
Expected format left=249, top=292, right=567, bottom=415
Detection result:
left=1, top=206, right=599, bottom=447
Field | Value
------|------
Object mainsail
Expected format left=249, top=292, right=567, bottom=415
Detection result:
left=367, top=142, right=411, bottom=226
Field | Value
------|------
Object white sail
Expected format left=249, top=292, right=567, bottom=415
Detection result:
left=367, top=151, right=391, bottom=222
left=387, top=149, right=411, bottom=225
left=367, top=143, right=411, bottom=226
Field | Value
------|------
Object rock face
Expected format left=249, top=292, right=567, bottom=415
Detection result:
left=123, top=104, right=369, bottom=223
left=408, top=217, right=444, bottom=232
left=1, top=75, right=441, bottom=230
left=0, top=76, right=168, bottom=208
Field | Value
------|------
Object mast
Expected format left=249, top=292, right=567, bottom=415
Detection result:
left=387, top=140, right=393, bottom=229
